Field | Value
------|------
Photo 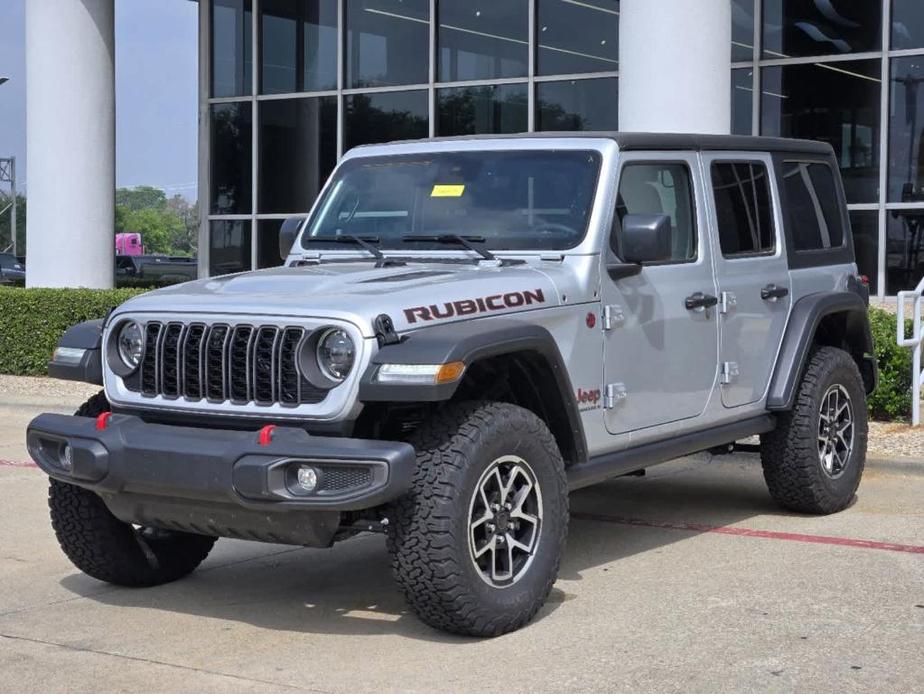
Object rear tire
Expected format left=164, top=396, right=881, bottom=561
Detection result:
left=761, top=347, right=868, bottom=514
left=48, top=391, right=216, bottom=586
left=388, top=401, right=568, bottom=637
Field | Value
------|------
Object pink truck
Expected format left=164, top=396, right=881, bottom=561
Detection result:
left=115, top=232, right=143, bottom=256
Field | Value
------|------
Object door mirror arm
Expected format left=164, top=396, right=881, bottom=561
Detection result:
left=606, top=261, right=643, bottom=280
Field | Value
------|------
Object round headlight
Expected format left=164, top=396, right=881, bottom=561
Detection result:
left=117, top=321, right=144, bottom=369
left=316, top=328, right=355, bottom=381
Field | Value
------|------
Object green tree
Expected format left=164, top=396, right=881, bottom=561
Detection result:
left=116, top=185, right=168, bottom=211
left=114, top=186, right=197, bottom=257
left=118, top=207, right=185, bottom=255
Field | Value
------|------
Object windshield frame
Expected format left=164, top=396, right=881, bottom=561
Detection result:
left=298, top=147, right=605, bottom=255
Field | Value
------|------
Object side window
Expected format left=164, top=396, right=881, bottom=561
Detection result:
left=782, top=162, right=845, bottom=251
left=615, top=162, right=696, bottom=262
left=711, top=161, right=775, bottom=257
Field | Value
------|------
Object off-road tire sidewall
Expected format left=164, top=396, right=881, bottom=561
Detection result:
left=761, top=347, right=868, bottom=514
left=389, top=401, right=569, bottom=637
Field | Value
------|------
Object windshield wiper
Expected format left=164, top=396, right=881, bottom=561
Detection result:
left=401, top=234, right=496, bottom=261
left=302, top=234, right=384, bottom=260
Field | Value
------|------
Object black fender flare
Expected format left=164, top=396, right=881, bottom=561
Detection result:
left=359, top=318, right=587, bottom=464
left=47, top=319, right=105, bottom=385
left=766, top=291, right=876, bottom=410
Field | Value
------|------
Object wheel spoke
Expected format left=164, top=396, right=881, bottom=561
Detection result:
left=506, top=533, right=534, bottom=554
left=473, top=535, right=495, bottom=559
left=470, top=510, right=493, bottom=531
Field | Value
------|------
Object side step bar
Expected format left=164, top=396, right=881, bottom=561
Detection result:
left=566, top=415, right=776, bottom=491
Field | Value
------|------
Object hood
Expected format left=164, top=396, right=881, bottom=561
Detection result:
left=114, top=259, right=580, bottom=337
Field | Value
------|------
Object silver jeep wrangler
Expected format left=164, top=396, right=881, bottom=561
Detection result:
left=29, top=133, right=877, bottom=636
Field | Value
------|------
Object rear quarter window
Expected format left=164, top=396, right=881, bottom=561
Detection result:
left=782, top=162, right=845, bottom=252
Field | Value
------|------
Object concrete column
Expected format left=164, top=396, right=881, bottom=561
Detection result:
left=619, top=0, right=731, bottom=135
left=26, top=0, right=115, bottom=288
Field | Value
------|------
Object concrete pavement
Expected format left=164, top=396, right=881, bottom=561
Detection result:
left=1, top=393, right=922, bottom=693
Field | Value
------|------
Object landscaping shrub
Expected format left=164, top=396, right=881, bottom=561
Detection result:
left=867, top=307, right=914, bottom=421
left=0, top=286, right=149, bottom=376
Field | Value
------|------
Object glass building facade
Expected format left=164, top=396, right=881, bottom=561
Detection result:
left=205, top=0, right=924, bottom=297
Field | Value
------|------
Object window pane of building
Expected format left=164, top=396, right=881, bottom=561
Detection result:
left=711, top=162, right=774, bottom=256
left=892, top=0, right=924, bottom=50
left=437, top=84, right=528, bottom=136
left=536, top=78, right=618, bottom=131
left=850, top=210, right=879, bottom=294
left=731, top=68, right=753, bottom=135
left=762, top=0, right=881, bottom=58
left=889, top=57, right=924, bottom=204
left=209, top=220, right=252, bottom=276
left=210, top=103, right=252, bottom=215
left=616, top=163, right=697, bottom=262
left=260, top=0, right=338, bottom=94
left=438, top=1, right=528, bottom=82
left=212, top=0, right=253, bottom=97
left=781, top=162, right=846, bottom=251
left=886, top=210, right=924, bottom=294
left=537, top=0, right=618, bottom=76
left=345, top=0, right=429, bottom=88
left=256, top=219, right=287, bottom=269
left=731, top=0, right=755, bottom=62
left=761, top=60, right=880, bottom=203
left=344, top=91, right=429, bottom=149
left=259, top=97, right=337, bottom=214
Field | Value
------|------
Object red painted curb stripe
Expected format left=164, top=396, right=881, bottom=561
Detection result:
left=0, top=459, right=37, bottom=468
left=571, top=512, right=924, bottom=555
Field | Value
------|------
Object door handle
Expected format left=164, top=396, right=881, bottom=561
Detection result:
left=760, top=284, right=789, bottom=301
left=685, top=292, right=719, bottom=311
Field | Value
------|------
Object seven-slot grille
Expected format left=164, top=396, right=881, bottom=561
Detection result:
left=128, top=321, right=327, bottom=406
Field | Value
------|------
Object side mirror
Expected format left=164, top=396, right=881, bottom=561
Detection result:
left=607, top=213, right=672, bottom=279
left=279, top=216, right=307, bottom=260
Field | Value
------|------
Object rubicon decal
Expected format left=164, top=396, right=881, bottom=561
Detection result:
left=403, top=289, right=545, bottom=324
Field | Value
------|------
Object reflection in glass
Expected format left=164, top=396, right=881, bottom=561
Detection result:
left=257, top=219, right=286, bottom=269
left=259, top=97, right=337, bottom=214
left=892, top=0, right=924, bottom=50
left=437, top=84, right=528, bottom=136
left=536, top=78, right=617, bottom=131
left=731, top=68, right=753, bottom=135
left=345, top=91, right=429, bottom=149
left=761, top=60, right=881, bottom=203
left=212, top=0, right=253, bottom=97
left=210, top=103, right=253, bottom=215
left=438, top=1, right=528, bottom=82
left=762, top=0, right=881, bottom=58
left=260, top=0, right=337, bottom=94
left=889, top=57, right=924, bottom=203
left=886, top=210, right=924, bottom=294
left=731, top=0, right=755, bottom=61
left=850, top=211, right=879, bottom=295
left=537, top=0, right=618, bottom=76
left=346, top=0, right=429, bottom=88
left=210, top=220, right=252, bottom=276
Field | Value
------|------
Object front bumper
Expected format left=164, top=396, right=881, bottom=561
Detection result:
left=27, top=413, right=416, bottom=547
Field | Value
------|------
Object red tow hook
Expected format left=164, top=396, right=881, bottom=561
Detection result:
left=258, top=424, right=277, bottom=446
left=96, top=412, right=113, bottom=431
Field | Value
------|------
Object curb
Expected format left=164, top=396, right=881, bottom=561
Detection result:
left=866, top=456, right=924, bottom=476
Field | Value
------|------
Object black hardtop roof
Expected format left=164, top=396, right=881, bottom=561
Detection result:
left=376, top=131, right=833, bottom=156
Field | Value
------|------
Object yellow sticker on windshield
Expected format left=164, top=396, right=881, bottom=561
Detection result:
left=431, top=184, right=465, bottom=198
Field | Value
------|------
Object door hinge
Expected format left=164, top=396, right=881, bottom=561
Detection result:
left=603, top=304, right=625, bottom=330
left=720, top=291, right=737, bottom=315
left=721, top=361, right=739, bottom=385
left=604, top=382, right=628, bottom=409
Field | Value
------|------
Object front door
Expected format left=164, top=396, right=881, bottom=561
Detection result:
left=603, top=153, right=720, bottom=435
left=703, top=154, right=792, bottom=407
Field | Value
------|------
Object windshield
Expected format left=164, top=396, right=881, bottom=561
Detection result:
left=301, top=150, right=601, bottom=252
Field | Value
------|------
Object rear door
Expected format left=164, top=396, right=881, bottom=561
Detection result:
left=602, top=152, right=720, bottom=435
left=703, top=154, right=791, bottom=408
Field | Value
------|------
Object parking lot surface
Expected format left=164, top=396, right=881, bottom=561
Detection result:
left=1, top=392, right=922, bottom=693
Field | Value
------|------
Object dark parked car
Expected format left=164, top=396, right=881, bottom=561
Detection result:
left=115, top=255, right=197, bottom=288
left=0, top=253, right=25, bottom=286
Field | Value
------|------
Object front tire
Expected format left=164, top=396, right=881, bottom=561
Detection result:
left=761, top=347, right=868, bottom=514
left=48, top=391, right=216, bottom=586
left=389, top=401, right=568, bottom=637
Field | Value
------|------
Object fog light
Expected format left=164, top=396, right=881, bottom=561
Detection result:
left=61, top=444, right=74, bottom=471
left=296, top=465, right=319, bottom=492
